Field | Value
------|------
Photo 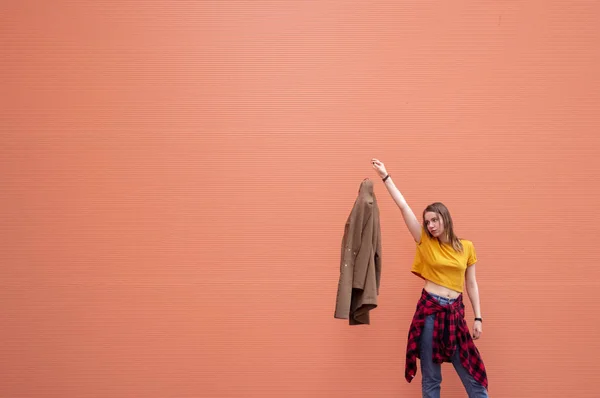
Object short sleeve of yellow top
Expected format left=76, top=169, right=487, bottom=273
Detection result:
left=411, top=227, right=477, bottom=293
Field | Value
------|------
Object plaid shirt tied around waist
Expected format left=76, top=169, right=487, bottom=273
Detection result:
left=405, top=289, right=488, bottom=390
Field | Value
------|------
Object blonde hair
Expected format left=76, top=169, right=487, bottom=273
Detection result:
left=423, top=202, right=463, bottom=252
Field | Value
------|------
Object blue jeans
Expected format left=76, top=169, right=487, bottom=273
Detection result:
left=420, top=293, right=488, bottom=398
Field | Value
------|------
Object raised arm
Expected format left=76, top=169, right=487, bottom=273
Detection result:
left=371, top=158, right=422, bottom=243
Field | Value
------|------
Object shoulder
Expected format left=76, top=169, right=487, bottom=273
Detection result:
left=460, top=238, right=478, bottom=264
left=460, top=238, right=476, bottom=252
left=460, top=238, right=474, bottom=248
left=417, top=227, right=432, bottom=246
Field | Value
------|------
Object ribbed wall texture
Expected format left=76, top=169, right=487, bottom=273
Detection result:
left=2, top=1, right=600, bottom=397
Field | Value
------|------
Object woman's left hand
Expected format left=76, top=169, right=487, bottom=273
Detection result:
left=472, top=321, right=482, bottom=340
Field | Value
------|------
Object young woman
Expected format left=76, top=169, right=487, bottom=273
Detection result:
left=371, top=158, right=489, bottom=398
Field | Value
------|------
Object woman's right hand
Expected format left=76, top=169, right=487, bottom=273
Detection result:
left=371, top=158, right=388, bottom=179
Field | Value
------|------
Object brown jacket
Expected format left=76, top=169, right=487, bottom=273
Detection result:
left=334, top=178, right=382, bottom=325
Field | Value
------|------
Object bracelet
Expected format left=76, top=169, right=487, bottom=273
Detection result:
left=382, top=174, right=390, bottom=182
left=474, top=317, right=482, bottom=323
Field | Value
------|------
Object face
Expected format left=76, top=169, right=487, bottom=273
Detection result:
left=424, top=211, right=445, bottom=238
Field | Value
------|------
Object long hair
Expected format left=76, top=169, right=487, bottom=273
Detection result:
left=423, top=202, right=463, bottom=252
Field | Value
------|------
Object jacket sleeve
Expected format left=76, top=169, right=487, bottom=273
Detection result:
left=351, top=201, right=374, bottom=290
left=374, top=208, right=382, bottom=294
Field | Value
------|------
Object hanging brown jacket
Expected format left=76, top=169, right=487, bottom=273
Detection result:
left=334, top=178, right=382, bottom=325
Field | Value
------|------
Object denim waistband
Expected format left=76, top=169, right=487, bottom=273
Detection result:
left=427, top=291, right=458, bottom=306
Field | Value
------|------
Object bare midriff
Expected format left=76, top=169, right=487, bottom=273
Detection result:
left=424, top=279, right=462, bottom=299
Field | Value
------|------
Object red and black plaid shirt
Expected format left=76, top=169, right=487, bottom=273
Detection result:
left=405, top=289, right=488, bottom=389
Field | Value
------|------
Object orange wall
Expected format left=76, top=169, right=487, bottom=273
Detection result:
left=2, top=1, right=600, bottom=397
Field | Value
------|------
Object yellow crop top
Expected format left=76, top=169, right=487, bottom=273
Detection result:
left=411, top=228, right=477, bottom=293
